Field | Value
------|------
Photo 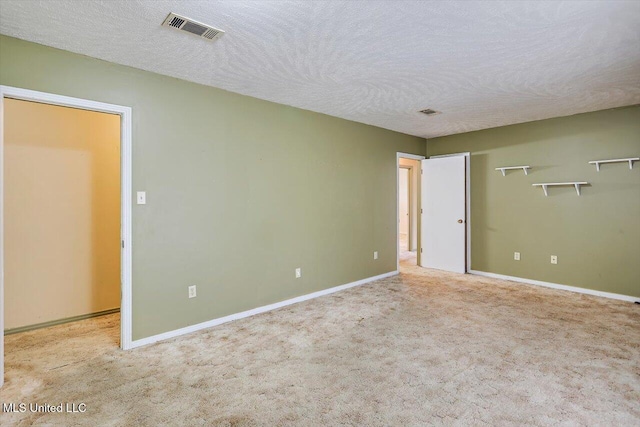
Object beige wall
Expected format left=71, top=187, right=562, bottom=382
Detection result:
left=0, top=35, right=425, bottom=339
left=428, top=106, right=640, bottom=297
left=4, top=99, right=121, bottom=329
left=399, top=158, right=420, bottom=251
left=398, top=168, right=409, bottom=237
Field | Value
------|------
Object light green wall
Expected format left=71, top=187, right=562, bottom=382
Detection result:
left=428, top=106, right=640, bottom=297
left=0, top=35, right=425, bottom=339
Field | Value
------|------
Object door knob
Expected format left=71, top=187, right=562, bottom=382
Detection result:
left=457, top=219, right=464, bottom=223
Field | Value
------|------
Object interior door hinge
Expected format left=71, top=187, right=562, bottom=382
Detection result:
left=420, top=248, right=423, bottom=253
left=122, top=240, right=124, bottom=248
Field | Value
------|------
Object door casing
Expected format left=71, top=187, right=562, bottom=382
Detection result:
left=398, top=165, right=412, bottom=250
left=396, top=153, right=426, bottom=269
left=0, top=85, right=134, bottom=387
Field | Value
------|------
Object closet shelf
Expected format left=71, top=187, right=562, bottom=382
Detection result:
left=532, top=182, right=589, bottom=197
left=588, top=157, right=638, bottom=171
left=495, top=166, right=531, bottom=176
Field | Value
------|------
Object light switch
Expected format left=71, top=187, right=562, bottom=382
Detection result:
left=137, top=191, right=146, bottom=205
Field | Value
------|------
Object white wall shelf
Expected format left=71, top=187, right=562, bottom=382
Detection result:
left=495, top=166, right=531, bottom=176
left=588, top=157, right=638, bottom=171
left=532, top=182, right=589, bottom=196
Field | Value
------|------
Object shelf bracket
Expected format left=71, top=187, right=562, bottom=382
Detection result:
left=573, top=183, right=581, bottom=196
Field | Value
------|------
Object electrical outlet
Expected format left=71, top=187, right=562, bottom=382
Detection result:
left=188, top=285, right=196, bottom=298
left=514, top=252, right=520, bottom=261
left=551, top=255, right=558, bottom=265
left=373, top=251, right=378, bottom=260
left=295, top=268, right=301, bottom=278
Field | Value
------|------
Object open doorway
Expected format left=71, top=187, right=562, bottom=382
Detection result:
left=0, top=86, right=133, bottom=387
left=396, top=152, right=470, bottom=273
left=397, top=153, right=424, bottom=268
left=3, top=98, right=121, bottom=338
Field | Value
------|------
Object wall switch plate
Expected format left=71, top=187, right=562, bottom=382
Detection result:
left=188, top=285, right=196, bottom=298
left=373, top=251, right=378, bottom=260
left=136, top=191, right=146, bottom=205
left=551, top=255, right=558, bottom=265
left=295, top=268, right=301, bottom=278
left=514, top=252, right=521, bottom=261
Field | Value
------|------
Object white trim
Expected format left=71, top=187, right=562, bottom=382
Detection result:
left=0, top=89, right=4, bottom=388
left=129, top=270, right=399, bottom=349
left=119, top=101, right=133, bottom=351
left=397, top=152, right=425, bottom=161
left=396, top=152, right=426, bottom=270
left=0, top=87, right=130, bottom=116
left=398, top=164, right=414, bottom=251
left=0, top=86, right=134, bottom=387
left=427, top=152, right=471, bottom=273
left=465, top=154, right=471, bottom=272
left=470, top=270, right=639, bottom=303
left=430, top=152, right=471, bottom=159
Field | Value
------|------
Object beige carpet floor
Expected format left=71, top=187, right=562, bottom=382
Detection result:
left=1, top=254, right=639, bottom=426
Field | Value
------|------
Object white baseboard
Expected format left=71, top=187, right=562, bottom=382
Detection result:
left=129, top=270, right=399, bottom=349
left=469, top=270, right=638, bottom=303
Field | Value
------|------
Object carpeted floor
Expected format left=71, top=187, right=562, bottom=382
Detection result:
left=1, top=254, right=639, bottom=426
left=398, top=233, right=416, bottom=265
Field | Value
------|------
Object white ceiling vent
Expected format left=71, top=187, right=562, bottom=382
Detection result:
left=419, top=109, right=441, bottom=116
left=162, top=12, right=224, bottom=41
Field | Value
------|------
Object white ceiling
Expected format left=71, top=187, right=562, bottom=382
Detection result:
left=1, top=0, right=639, bottom=138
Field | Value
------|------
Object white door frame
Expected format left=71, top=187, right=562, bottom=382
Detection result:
left=428, top=152, right=471, bottom=272
left=396, top=152, right=426, bottom=270
left=398, top=165, right=412, bottom=250
left=0, top=86, right=134, bottom=387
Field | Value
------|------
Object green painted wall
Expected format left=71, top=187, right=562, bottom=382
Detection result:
left=428, top=106, right=640, bottom=297
left=0, top=35, right=425, bottom=339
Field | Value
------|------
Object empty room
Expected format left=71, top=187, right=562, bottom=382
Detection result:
left=0, top=1, right=638, bottom=426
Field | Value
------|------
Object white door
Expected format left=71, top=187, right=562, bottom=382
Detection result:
left=420, top=156, right=466, bottom=273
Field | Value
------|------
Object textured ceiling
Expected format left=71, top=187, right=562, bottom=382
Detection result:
left=1, top=0, right=639, bottom=138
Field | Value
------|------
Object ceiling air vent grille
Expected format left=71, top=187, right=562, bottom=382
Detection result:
left=168, top=16, right=185, bottom=28
left=419, top=109, right=441, bottom=116
left=162, top=12, right=224, bottom=42
left=203, top=28, right=222, bottom=40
